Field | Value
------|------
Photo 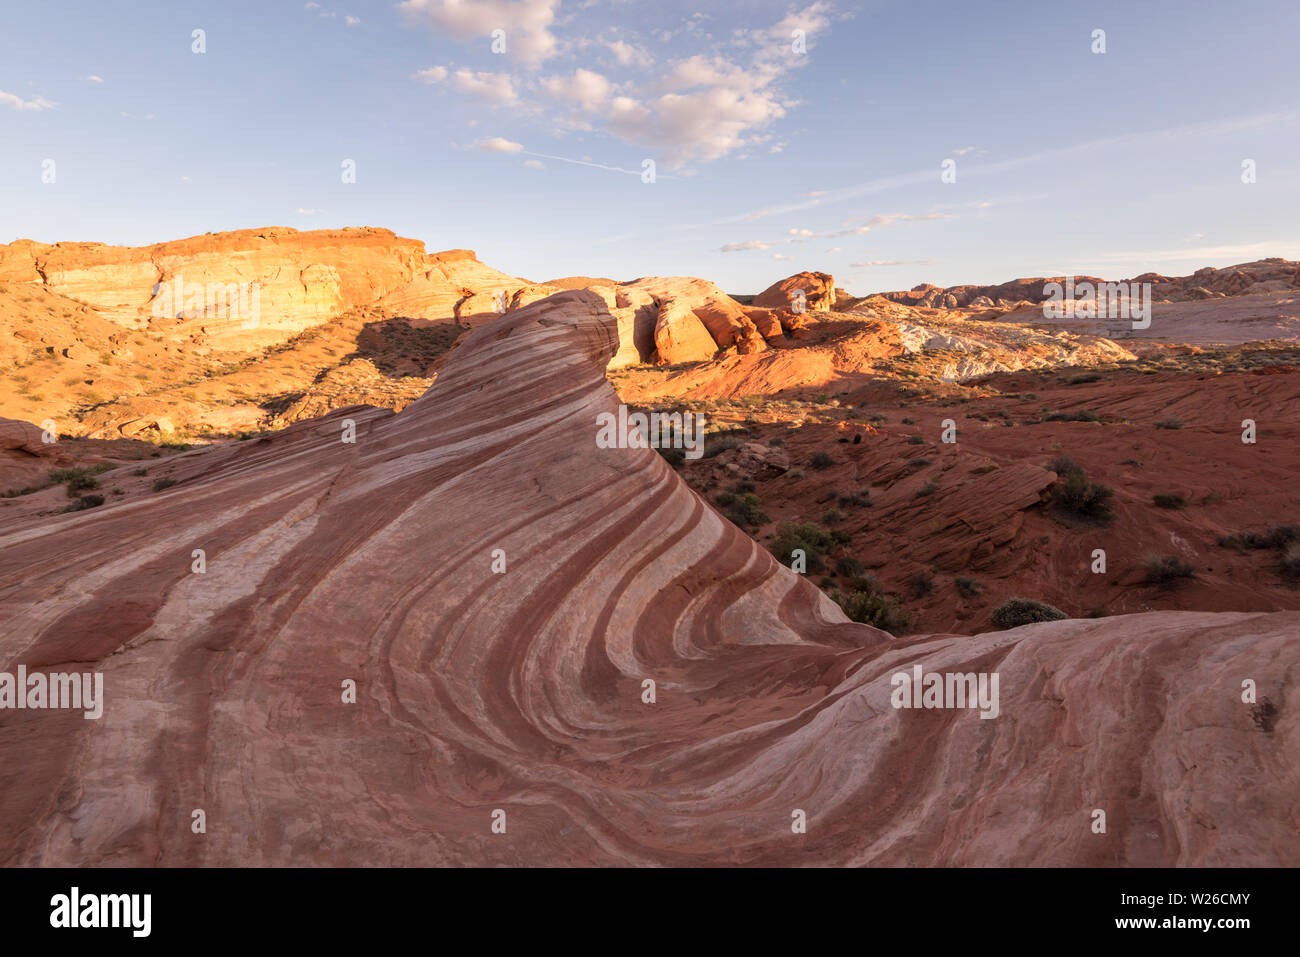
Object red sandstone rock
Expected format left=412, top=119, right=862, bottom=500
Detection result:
left=754, top=270, right=837, bottom=312
left=0, top=293, right=1295, bottom=867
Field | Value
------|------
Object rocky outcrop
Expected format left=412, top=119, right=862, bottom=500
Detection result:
left=754, top=270, right=837, bottom=312
left=0, top=228, right=530, bottom=348
left=614, top=277, right=786, bottom=366
left=0, top=291, right=1294, bottom=866
left=867, top=260, right=1300, bottom=310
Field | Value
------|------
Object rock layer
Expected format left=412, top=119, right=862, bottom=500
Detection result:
left=0, top=291, right=1295, bottom=866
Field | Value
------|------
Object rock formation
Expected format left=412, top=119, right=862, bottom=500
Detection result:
left=1, top=291, right=1294, bottom=866
left=754, top=270, right=837, bottom=312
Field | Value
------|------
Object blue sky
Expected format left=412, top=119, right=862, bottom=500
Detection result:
left=2, top=0, right=1298, bottom=294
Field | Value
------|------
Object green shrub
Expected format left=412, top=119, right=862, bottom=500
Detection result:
left=1281, top=542, right=1300, bottom=579
left=809, top=451, right=835, bottom=470
left=1046, top=454, right=1083, bottom=477
left=991, top=598, right=1067, bottom=629
left=1046, top=409, right=1102, bottom=423
left=1144, top=555, right=1195, bottom=585
left=63, top=494, right=104, bottom=512
left=1153, top=493, right=1186, bottom=509
left=1049, top=471, right=1114, bottom=524
left=770, top=522, right=834, bottom=573
left=955, top=576, right=982, bottom=598
left=833, top=588, right=910, bottom=635
left=152, top=477, right=178, bottom=492
left=725, top=493, right=770, bottom=528
left=835, top=555, right=865, bottom=577
left=1218, top=525, right=1300, bottom=551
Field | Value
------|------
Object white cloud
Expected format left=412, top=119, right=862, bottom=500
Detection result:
left=297, top=207, right=327, bottom=214
left=607, top=39, right=653, bottom=67
left=86, top=75, right=104, bottom=84
left=399, top=3, right=830, bottom=167
left=477, top=136, right=524, bottom=153
left=399, top=0, right=561, bottom=67
left=721, top=212, right=951, bottom=253
left=421, top=68, right=518, bottom=105
left=952, top=146, right=978, bottom=156
left=0, top=90, right=56, bottom=111
left=821, top=212, right=952, bottom=238
left=850, top=259, right=936, bottom=267
left=540, top=68, right=611, bottom=110
left=771, top=252, right=792, bottom=260
left=523, top=159, right=544, bottom=169
left=346, top=15, right=360, bottom=26
left=1069, top=241, right=1300, bottom=267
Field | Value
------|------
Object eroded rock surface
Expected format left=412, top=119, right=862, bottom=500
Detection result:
left=0, top=291, right=1294, bottom=866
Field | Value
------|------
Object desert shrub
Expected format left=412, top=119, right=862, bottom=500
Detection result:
left=725, top=493, right=770, bottom=528
left=833, top=587, right=910, bottom=635
left=63, top=494, right=104, bottom=512
left=829, top=528, right=853, bottom=546
left=1281, top=542, right=1300, bottom=579
left=809, top=451, right=835, bottom=470
left=821, top=508, right=842, bottom=524
left=714, top=491, right=736, bottom=507
left=1, top=485, right=46, bottom=498
left=152, top=478, right=178, bottom=492
left=907, top=435, right=925, bottom=445
left=915, top=479, right=938, bottom=498
left=787, top=468, right=805, bottom=480
left=838, top=490, right=872, bottom=508
left=49, top=465, right=112, bottom=496
left=1218, top=525, right=1300, bottom=551
left=991, top=598, right=1067, bottom=629
left=1068, top=373, right=1102, bottom=384
left=1046, top=409, right=1102, bottom=422
left=1144, top=555, right=1195, bottom=585
left=1049, top=471, right=1114, bottom=524
left=769, top=522, right=834, bottom=573
left=908, top=571, right=934, bottom=597
left=835, top=555, right=865, bottom=577
left=955, top=576, right=982, bottom=598
left=656, top=447, right=686, bottom=467
left=701, top=434, right=744, bottom=458
left=1153, top=493, right=1186, bottom=510
left=1046, top=454, right=1083, bottom=477
left=1154, top=418, right=1184, bottom=430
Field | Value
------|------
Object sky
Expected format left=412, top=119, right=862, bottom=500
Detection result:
left=2, top=0, right=1299, bottom=295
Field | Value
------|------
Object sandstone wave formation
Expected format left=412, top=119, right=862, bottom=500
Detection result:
left=1, top=291, right=1294, bottom=866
